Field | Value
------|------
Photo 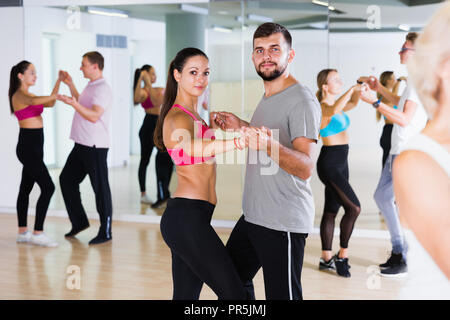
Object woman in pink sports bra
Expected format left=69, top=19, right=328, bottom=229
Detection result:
left=9, top=60, right=63, bottom=247
left=154, top=47, right=247, bottom=300
left=133, top=64, right=173, bottom=208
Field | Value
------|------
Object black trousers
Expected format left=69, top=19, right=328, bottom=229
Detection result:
left=16, top=128, right=55, bottom=231
left=226, top=215, right=308, bottom=300
left=139, top=114, right=174, bottom=200
left=59, top=143, right=112, bottom=238
left=160, top=198, right=246, bottom=300
left=380, top=124, right=393, bottom=169
left=316, top=144, right=361, bottom=251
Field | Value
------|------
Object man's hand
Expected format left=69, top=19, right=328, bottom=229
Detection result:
left=359, top=85, right=378, bottom=104
left=57, top=94, right=77, bottom=106
left=211, top=111, right=243, bottom=131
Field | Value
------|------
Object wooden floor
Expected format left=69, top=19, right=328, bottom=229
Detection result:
left=0, top=214, right=407, bottom=300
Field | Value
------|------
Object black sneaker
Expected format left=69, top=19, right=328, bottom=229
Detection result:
left=334, top=254, right=351, bottom=278
left=319, top=258, right=336, bottom=271
left=379, top=252, right=401, bottom=270
left=380, top=254, right=408, bottom=278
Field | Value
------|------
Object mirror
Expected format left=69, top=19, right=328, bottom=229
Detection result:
left=21, top=0, right=331, bottom=224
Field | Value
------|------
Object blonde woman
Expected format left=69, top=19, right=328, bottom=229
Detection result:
left=393, top=2, right=450, bottom=297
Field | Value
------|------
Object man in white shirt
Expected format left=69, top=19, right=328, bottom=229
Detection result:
left=359, top=32, right=428, bottom=277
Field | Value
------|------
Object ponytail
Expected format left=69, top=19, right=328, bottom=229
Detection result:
left=8, top=61, right=31, bottom=114
left=153, top=48, right=208, bottom=151
left=316, top=89, right=323, bottom=103
left=133, top=64, right=153, bottom=105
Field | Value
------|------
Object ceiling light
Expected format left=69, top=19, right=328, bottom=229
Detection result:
left=87, top=6, right=128, bottom=18
left=213, top=25, right=233, bottom=33
left=312, top=0, right=329, bottom=7
left=398, top=24, right=410, bottom=31
left=247, top=14, right=273, bottom=23
left=180, top=4, right=208, bottom=15
left=312, top=0, right=336, bottom=12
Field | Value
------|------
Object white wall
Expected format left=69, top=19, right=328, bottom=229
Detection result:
left=0, top=7, right=24, bottom=208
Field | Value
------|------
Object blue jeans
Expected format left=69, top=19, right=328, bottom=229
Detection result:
left=374, top=154, right=408, bottom=258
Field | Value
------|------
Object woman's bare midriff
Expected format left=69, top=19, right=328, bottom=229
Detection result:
left=172, top=161, right=217, bottom=205
left=322, top=130, right=349, bottom=146
left=144, top=107, right=160, bottom=116
left=18, top=116, right=44, bottom=129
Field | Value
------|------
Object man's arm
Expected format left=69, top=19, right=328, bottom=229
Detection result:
left=246, top=127, right=316, bottom=181
left=57, top=95, right=104, bottom=123
left=359, top=76, right=400, bottom=106
left=360, top=86, right=418, bottom=127
left=268, top=136, right=316, bottom=181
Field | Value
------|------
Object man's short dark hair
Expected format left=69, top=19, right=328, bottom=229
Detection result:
left=253, top=22, right=292, bottom=48
left=83, top=51, right=104, bottom=70
left=406, top=32, right=419, bottom=45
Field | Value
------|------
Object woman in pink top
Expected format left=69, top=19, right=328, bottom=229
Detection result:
left=154, top=47, right=247, bottom=300
left=133, top=65, right=173, bottom=208
left=9, top=60, right=63, bottom=247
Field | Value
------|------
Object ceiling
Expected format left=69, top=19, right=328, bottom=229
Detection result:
left=54, top=0, right=445, bottom=32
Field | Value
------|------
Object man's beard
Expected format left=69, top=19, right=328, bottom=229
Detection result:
left=256, top=62, right=287, bottom=81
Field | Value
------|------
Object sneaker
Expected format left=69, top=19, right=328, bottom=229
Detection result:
left=17, top=231, right=32, bottom=243
left=140, top=194, right=152, bottom=204
left=319, top=257, right=336, bottom=271
left=380, top=254, right=408, bottom=278
left=30, top=233, right=59, bottom=247
left=379, top=252, right=401, bottom=270
left=334, top=254, right=351, bottom=278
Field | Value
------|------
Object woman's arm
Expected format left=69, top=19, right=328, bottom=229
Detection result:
left=134, top=73, right=147, bottom=104
left=321, top=85, right=357, bottom=118
left=343, top=87, right=361, bottom=112
left=14, top=90, right=57, bottom=108
left=393, top=151, right=450, bottom=279
left=168, top=112, right=246, bottom=157
left=43, top=77, right=63, bottom=107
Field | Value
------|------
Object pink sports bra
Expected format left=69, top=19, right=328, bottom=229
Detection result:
left=167, top=104, right=215, bottom=166
left=141, top=91, right=155, bottom=110
left=14, top=104, right=44, bottom=121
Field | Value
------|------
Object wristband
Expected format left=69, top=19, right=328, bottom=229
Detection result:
left=372, top=99, right=381, bottom=109
left=234, top=137, right=243, bottom=150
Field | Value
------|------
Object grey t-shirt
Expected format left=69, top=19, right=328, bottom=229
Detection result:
left=242, top=83, right=322, bottom=233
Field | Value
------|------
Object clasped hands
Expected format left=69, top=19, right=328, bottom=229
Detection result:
left=211, top=112, right=274, bottom=151
left=55, top=70, right=77, bottom=106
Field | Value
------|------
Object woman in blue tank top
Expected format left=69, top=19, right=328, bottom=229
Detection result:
left=315, top=69, right=362, bottom=278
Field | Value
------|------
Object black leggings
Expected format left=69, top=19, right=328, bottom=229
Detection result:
left=160, top=197, right=246, bottom=300
left=316, top=145, right=361, bottom=251
left=16, top=128, right=55, bottom=231
left=380, top=124, right=393, bottom=169
left=138, top=114, right=173, bottom=199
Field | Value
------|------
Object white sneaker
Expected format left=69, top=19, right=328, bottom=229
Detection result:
left=17, top=231, right=32, bottom=243
left=140, top=194, right=152, bottom=204
left=30, top=233, right=59, bottom=247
